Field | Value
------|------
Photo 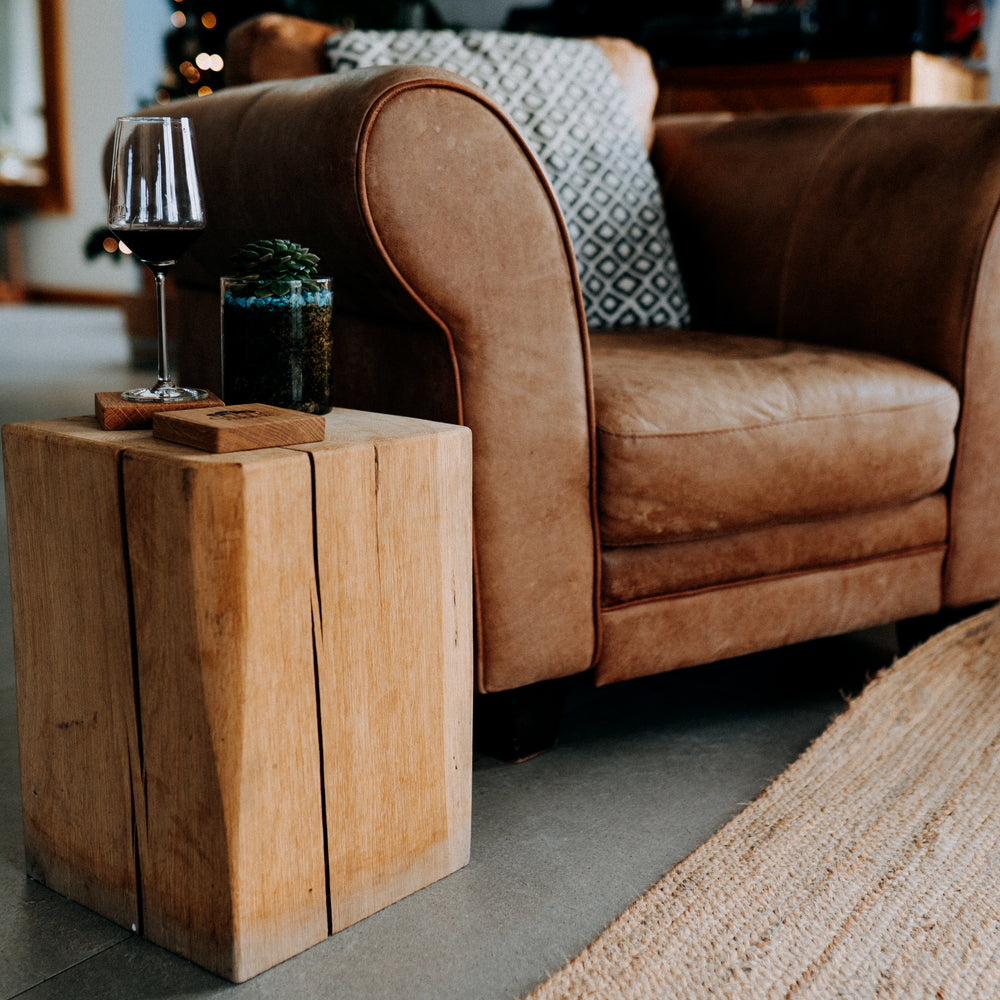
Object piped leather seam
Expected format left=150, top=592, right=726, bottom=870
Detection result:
left=596, top=393, right=958, bottom=441
left=601, top=493, right=948, bottom=549
left=601, top=542, right=948, bottom=612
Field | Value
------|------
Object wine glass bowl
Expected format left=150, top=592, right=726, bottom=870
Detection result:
left=108, top=115, right=208, bottom=403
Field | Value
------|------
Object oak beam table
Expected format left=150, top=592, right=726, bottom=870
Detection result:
left=2, top=408, right=472, bottom=982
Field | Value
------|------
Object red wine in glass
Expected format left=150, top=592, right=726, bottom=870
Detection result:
left=110, top=226, right=204, bottom=269
left=108, top=116, right=208, bottom=403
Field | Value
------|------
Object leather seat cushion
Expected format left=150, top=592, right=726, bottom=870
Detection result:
left=591, top=330, right=960, bottom=545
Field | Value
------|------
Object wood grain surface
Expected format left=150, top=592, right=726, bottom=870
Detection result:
left=94, top=390, right=224, bottom=430
left=303, top=414, right=473, bottom=933
left=2, top=419, right=141, bottom=930
left=3, top=409, right=473, bottom=981
left=152, top=403, right=325, bottom=452
left=121, top=441, right=328, bottom=979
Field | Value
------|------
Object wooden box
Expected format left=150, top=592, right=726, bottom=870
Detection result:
left=2, top=409, right=472, bottom=982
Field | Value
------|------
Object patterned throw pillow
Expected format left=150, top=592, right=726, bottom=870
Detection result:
left=326, top=29, right=690, bottom=330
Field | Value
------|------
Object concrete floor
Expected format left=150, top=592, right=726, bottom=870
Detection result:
left=0, top=303, right=898, bottom=999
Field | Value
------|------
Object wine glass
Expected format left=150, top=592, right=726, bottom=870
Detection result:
left=108, top=115, right=208, bottom=402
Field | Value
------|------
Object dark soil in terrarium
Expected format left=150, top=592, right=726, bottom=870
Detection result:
left=223, top=287, right=333, bottom=413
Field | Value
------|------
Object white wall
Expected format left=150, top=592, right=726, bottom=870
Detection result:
left=982, top=0, right=1000, bottom=101
left=20, top=0, right=165, bottom=296
left=0, top=0, right=47, bottom=163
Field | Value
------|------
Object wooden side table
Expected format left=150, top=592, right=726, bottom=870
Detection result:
left=2, top=408, right=472, bottom=982
left=655, top=51, right=989, bottom=115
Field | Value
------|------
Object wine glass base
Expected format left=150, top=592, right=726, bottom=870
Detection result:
left=121, top=385, right=209, bottom=403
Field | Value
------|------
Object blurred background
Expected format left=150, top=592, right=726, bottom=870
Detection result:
left=1, top=0, right=997, bottom=306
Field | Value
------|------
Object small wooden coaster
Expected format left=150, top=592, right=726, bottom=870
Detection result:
left=152, top=403, right=327, bottom=453
left=95, top=391, right=224, bottom=431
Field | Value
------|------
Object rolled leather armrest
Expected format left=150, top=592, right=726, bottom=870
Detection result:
left=163, top=68, right=601, bottom=692
left=652, top=105, right=1000, bottom=606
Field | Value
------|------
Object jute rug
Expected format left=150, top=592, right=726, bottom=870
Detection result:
left=526, top=605, right=1000, bottom=999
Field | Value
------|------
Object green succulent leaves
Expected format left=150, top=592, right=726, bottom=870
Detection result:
left=229, top=238, right=321, bottom=297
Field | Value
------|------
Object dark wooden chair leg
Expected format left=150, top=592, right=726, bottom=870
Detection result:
left=896, top=601, right=994, bottom=655
left=474, top=677, right=569, bottom=763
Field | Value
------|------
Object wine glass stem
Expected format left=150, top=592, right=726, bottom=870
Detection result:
left=152, top=266, right=172, bottom=388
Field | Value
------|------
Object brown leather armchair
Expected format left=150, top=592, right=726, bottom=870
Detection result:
left=160, top=16, right=1000, bottom=757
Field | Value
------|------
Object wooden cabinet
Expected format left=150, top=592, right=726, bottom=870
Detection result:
left=656, top=51, right=988, bottom=115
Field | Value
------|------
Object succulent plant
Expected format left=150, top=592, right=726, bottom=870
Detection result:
left=229, top=238, right=321, bottom=297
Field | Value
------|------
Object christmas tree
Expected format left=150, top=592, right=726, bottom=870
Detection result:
left=88, top=0, right=411, bottom=266
left=157, top=0, right=406, bottom=102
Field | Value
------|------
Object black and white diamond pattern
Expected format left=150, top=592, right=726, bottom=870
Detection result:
left=326, top=29, right=690, bottom=330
